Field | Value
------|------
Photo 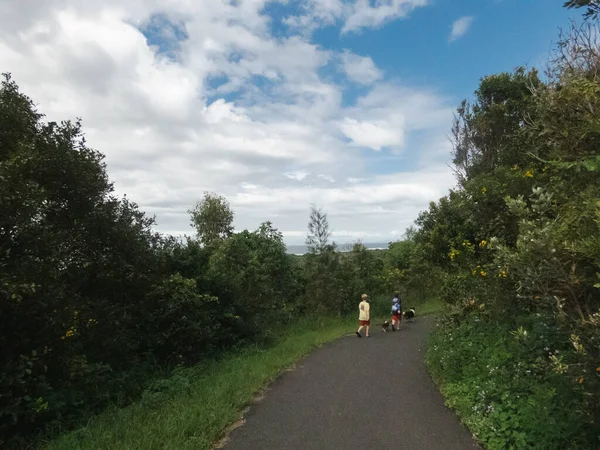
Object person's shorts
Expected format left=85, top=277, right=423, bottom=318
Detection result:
left=392, top=313, right=402, bottom=321
left=359, top=320, right=370, bottom=326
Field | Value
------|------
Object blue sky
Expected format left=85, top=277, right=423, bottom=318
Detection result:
left=310, top=0, right=572, bottom=102
left=0, top=0, right=580, bottom=244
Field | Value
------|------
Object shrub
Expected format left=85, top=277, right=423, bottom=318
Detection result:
left=427, top=314, right=591, bottom=449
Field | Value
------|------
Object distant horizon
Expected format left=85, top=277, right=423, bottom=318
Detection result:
left=158, top=229, right=404, bottom=249
left=285, top=242, right=391, bottom=255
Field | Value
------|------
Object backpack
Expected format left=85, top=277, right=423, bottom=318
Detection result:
left=391, top=303, right=400, bottom=314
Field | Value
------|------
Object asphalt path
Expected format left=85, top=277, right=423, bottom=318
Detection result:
left=223, top=316, right=480, bottom=450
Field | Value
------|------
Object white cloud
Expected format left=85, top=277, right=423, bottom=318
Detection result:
left=340, top=118, right=404, bottom=150
left=285, top=171, right=310, bottom=181
left=347, top=177, right=365, bottom=184
left=339, top=82, right=454, bottom=153
left=284, top=0, right=428, bottom=35
left=0, top=0, right=457, bottom=245
left=318, top=174, right=335, bottom=182
left=340, top=50, right=382, bottom=85
left=283, top=0, right=344, bottom=35
left=228, top=164, right=457, bottom=243
left=449, top=16, right=473, bottom=42
left=342, top=0, right=429, bottom=34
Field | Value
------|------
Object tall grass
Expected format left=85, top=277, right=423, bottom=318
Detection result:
left=43, top=316, right=356, bottom=450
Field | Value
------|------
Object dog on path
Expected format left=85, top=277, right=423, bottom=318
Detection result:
left=381, top=320, right=390, bottom=332
left=403, top=308, right=416, bottom=322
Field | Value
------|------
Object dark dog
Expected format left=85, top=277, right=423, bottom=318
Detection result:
left=403, top=308, right=416, bottom=322
left=381, top=320, right=390, bottom=332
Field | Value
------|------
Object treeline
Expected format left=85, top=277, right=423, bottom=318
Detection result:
left=0, top=74, right=422, bottom=448
left=403, top=20, right=600, bottom=449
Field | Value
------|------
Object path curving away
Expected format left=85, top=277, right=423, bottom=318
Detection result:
left=222, top=316, right=480, bottom=450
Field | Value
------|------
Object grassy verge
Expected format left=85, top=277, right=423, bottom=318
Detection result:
left=43, top=316, right=355, bottom=450
left=415, top=297, right=444, bottom=316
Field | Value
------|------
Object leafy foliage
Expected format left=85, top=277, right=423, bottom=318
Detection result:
left=189, top=192, right=234, bottom=249
left=0, top=75, right=398, bottom=448
left=428, top=315, right=590, bottom=449
left=208, top=221, right=300, bottom=340
left=419, top=20, right=600, bottom=449
left=0, top=73, right=165, bottom=446
left=564, top=0, right=600, bottom=19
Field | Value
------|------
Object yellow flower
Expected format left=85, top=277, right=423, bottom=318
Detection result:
left=480, top=271, right=487, bottom=277
left=449, top=249, right=460, bottom=260
left=578, top=376, right=584, bottom=384
left=472, top=269, right=477, bottom=275
left=481, top=187, right=487, bottom=194
left=479, top=240, right=487, bottom=247
left=523, top=170, right=534, bottom=178
left=65, top=330, right=74, bottom=338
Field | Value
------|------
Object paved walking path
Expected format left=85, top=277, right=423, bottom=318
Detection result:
left=224, top=316, right=480, bottom=450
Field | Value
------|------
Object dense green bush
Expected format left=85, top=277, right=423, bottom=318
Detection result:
left=208, top=222, right=301, bottom=341
left=419, top=19, right=600, bottom=449
left=382, top=234, right=438, bottom=301
left=427, top=312, right=590, bottom=449
left=0, top=73, right=167, bottom=445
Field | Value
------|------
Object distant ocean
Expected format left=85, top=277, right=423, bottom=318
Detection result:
left=286, top=242, right=389, bottom=255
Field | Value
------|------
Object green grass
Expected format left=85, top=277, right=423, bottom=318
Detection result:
left=43, top=316, right=356, bottom=450
left=417, top=297, right=445, bottom=316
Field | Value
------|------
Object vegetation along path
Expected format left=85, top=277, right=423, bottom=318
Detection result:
left=222, top=316, right=480, bottom=450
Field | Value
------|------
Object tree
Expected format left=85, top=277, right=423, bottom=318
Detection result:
left=403, top=226, right=417, bottom=241
left=306, top=204, right=333, bottom=254
left=413, top=22, right=600, bottom=447
left=208, top=222, right=299, bottom=338
left=451, top=67, right=542, bottom=184
left=342, top=243, right=384, bottom=311
left=0, top=73, right=164, bottom=444
left=564, top=0, right=600, bottom=19
left=189, top=192, right=234, bottom=248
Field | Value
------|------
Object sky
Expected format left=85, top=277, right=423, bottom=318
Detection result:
left=0, top=0, right=578, bottom=245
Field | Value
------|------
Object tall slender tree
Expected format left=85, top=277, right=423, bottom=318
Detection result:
left=306, top=204, right=333, bottom=254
